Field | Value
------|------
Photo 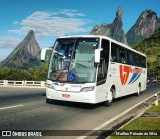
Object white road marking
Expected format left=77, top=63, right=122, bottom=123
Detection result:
left=77, top=91, right=160, bottom=139
left=0, top=105, right=24, bottom=110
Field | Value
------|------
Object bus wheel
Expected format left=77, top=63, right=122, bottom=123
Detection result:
left=104, top=89, right=113, bottom=106
left=46, top=98, right=52, bottom=104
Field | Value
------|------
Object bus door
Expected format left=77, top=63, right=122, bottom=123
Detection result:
left=97, top=39, right=110, bottom=101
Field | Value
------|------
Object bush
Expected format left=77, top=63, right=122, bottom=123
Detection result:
left=0, top=64, right=48, bottom=81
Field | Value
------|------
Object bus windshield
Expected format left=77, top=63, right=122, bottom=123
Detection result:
left=48, top=38, right=99, bottom=83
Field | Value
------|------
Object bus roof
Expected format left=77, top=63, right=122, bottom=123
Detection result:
left=57, top=35, right=146, bottom=57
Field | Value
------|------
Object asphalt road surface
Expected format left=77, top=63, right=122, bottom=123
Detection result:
left=0, top=83, right=160, bottom=138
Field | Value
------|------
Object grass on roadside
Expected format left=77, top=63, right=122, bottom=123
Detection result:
left=110, top=118, right=160, bottom=139
left=110, top=101, right=160, bottom=139
left=122, top=118, right=160, bottom=130
left=146, top=102, right=160, bottom=112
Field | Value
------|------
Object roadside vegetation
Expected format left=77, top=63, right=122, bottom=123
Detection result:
left=0, top=64, right=48, bottom=81
left=146, top=102, right=160, bottom=112
left=110, top=101, right=160, bottom=139
left=133, top=28, right=160, bottom=79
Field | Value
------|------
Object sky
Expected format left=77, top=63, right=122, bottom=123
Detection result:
left=0, top=0, right=160, bottom=61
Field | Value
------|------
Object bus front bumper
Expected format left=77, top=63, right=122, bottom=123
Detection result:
left=46, top=88, right=97, bottom=104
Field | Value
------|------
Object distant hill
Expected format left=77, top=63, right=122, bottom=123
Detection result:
left=0, top=30, right=42, bottom=69
left=127, top=10, right=160, bottom=46
left=133, top=28, right=160, bottom=77
left=90, top=7, right=128, bottom=45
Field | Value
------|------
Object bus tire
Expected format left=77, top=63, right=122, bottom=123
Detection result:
left=46, top=98, right=52, bottom=104
left=104, top=89, right=114, bottom=106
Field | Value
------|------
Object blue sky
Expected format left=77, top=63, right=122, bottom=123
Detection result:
left=0, top=0, right=160, bottom=61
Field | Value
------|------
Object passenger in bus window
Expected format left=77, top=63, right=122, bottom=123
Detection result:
left=122, top=58, right=126, bottom=64
left=111, top=55, right=117, bottom=62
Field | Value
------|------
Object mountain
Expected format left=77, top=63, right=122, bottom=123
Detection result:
left=0, top=30, right=41, bottom=69
left=133, top=28, right=160, bottom=77
left=90, top=7, right=128, bottom=44
left=126, top=10, right=160, bottom=46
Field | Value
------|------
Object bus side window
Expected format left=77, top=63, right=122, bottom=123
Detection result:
left=127, top=51, right=133, bottom=65
left=139, top=56, right=143, bottom=67
left=119, top=47, right=126, bottom=64
left=132, top=53, right=136, bottom=66
left=133, top=53, right=139, bottom=67
left=111, top=43, right=118, bottom=62
left=142, top=56, right=146, bottom=68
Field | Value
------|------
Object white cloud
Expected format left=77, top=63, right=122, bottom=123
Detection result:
left=13, top=21, right=19, bottom=25
left=8, top=9, right=93, bottom=37
left=0, top=36, right=20, bottom=48
left=60, top=9, right=86, bottom=17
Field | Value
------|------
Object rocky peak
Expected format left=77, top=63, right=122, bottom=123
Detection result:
left=126, top=10, right=160, bottom=46
left=116, top=7, right=122, bottom=17
left=90, top=7, right=128, bottom=45
left=139, top=10, right=158, bottom=36
left=0, top=30, right=41, bottom=69
left=140, top=10, right=157, bottom=19
left=113, top=7, right=123, bottom=28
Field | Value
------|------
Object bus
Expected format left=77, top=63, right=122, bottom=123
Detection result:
left=41, top=35, right=147, bottom=106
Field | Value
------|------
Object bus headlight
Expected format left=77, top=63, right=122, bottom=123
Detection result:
left=80, top=86, right=94, bottom=92
left=45, top=83, right=55, bottom=89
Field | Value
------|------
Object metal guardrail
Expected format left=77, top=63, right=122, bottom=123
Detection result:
left=0, top=80, right=45, bottom=87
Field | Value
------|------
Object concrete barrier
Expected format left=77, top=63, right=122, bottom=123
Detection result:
left=0, top=80, right=5, bottom=85
left=0, top=80, right=45, bottom=88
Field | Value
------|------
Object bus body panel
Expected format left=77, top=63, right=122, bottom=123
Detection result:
left=96, top=63, right=147, bottom=103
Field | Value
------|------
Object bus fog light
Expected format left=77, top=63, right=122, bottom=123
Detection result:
left=80, top=87, right=94, bottom=92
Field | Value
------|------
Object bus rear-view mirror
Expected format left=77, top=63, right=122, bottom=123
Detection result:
left=41, top=48, right=52, bottom=62
left=95, top=48, right=103, bottom=64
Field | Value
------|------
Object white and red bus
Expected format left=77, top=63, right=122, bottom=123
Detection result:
left=41, top=35, right=147, bottom=106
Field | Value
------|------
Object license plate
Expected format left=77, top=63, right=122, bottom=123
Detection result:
left=62, top=94, right=70, bottom=98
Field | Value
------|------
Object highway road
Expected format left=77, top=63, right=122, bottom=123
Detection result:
left=0, top=83, right=160, bottom=138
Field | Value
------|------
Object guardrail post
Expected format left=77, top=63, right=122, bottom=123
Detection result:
left=4, top=80, right=8, bottom=86
left=154, top=94, right=158, bottom=106
left=22, top=80, right=25, bottom=86
left=24, top=80, right=26, bottom=86
left=41, top=81, right=45, bottom=87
